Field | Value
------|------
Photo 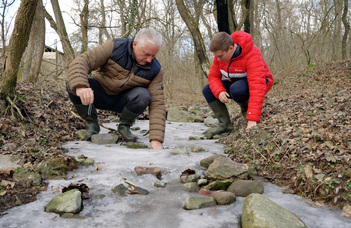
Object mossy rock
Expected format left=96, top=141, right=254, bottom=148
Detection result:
left=127, top=143, right=148, bottom=149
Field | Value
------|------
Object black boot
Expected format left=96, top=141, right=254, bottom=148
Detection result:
left=117, top=107, right=139, bottom=142
left=236, top=100, right=249, bottom=118
left=205, top=100, right=234, bottom=139
left=74, top=104, right=100, bottom=141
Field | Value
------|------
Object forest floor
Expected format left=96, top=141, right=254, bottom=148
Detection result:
left=0, top=59, right=350, bottom=215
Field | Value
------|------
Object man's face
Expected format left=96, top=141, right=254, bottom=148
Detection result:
left=133, top=40, right=160, bottom=65
left=213, top=45, right=235, bottom=62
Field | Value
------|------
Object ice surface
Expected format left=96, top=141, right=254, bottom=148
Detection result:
left=0, top=121, right=350, bottom=228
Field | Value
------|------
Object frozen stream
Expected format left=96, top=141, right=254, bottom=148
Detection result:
left=0, top=120, right=350, bottom=228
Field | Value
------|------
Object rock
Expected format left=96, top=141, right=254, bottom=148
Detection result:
left=197, top=179, right=208, bottom=186
left=154, top=180, right=167, bottom=188
left=60, top=213, right=85, bottom=219
left=167, top=108, right=191, bottom=122
left=134, top=166, right=162, bottom=179
left=198, top=189, right=212, bottom=195
left=127, top=143, right=148, bottom=149
left=0, top=155, right=20, bottom=174
left=170, top=147, right=189, bottom=155
left=12, top=168, right=41, bottom=186
left=190, top=146, right=205, bottom=152
left=242, top=193, right=307, bottom=228
left=76, top=155, right=95, bottom=166
left=200, top=154, right=226, bottom=169
left=342, top=204, right=351, bottom=218
left=192, top=115, right=204, bottom=123
left=131, top=186, right=149, bottom=195
left=206, top=156, right=248, bottom=180
left=93, top=194, right=106, bottom=199
left=203, top=180, right=232, bottom=191
left=111, top=184, right=128, bottom=197
left=210, top=191, right=236, bottom=205
left=37, top=157, right=75, bottom=180
left=204, top=116, right=218, bottom=127
left=182, top=196, right=217, bottom=210
left=44, top=189, right=82, bottom=215
left=182, top=182, right=200, bottom=192
left=91, top=134, right=118, bottom=144
left=227, top=180, right=264, bottom=197
left=180, top=174, right=201, bottom=183
left=75, top=130, right=86, bottom=140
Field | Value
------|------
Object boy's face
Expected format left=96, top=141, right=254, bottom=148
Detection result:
left=213, top=45, right=235, bottom=62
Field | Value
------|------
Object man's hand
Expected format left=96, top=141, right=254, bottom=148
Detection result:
left=76, top=87, right=94, bottom=105
left=246, top=120, right=257, bottom=130
left=218, top=92, right=230, bottom=103
left=150, top=140, right=163, bottom=150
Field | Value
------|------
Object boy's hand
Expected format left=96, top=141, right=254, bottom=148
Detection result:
left=246, top=121, right=257, bottom=130
left=219, top=92, right=230, bottom=103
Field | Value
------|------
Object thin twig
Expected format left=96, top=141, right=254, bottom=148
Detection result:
left=6, top=96, right=25, bottom=120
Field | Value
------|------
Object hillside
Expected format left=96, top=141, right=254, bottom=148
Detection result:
left=0, top=59, right=350, bottom=214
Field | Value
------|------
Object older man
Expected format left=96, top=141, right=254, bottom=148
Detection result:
left=67, top=28, right=165, bottom=149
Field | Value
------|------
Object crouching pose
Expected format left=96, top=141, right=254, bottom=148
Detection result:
left=66, top=28, right=166, bottom=149
left=203, top=31, right=273, bottom=138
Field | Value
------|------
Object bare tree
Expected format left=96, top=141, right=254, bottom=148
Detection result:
left=21, top=0, right=45, bottom=82
left=175, top=0, right=210, bottom=77
left=0, top=0, right=38, bottom=103
left=216, top=0, right=230, bottom=33
left=342, top=0, right=350, bottom=59
left=0, top=0, right=15, bottom=57
left=45, top=0, right=75, bottom=64
left=80, top=0, right=89, bottom=52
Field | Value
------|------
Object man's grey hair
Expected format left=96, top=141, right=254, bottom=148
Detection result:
left=134, top=28, right=162, bottom=48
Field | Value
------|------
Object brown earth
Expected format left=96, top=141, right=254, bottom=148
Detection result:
left=0, top=59, right=350, bottom=216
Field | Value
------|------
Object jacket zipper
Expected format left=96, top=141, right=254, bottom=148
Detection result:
left=227, top=60, right=234, bottom=79
left=120, top=63, right=136, bottom=88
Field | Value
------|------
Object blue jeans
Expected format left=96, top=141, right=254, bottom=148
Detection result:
left=66, top=78, right=151, bottom=114
left=202, top=79, right=249, bottom=104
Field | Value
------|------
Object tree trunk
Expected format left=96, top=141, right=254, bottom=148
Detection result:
left=21, top=0, right=45, bottom=83
left=0, top=0, right=38, bottom=100
left=175, top=0, right=210, bottom=77
left=98, top=0, right=110, bottom=44
left=49, top=0, right=75, bottom=64
left=216, top=0, right=230, bottom=33
left=342, top=0, right=349, bottom=59
left=80, top=0, right=89, bottom=53
left=243, top=0, right=250, bottom=33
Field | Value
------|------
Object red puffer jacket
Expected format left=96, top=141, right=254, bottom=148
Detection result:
left=208, top=31, right=273, bottom=122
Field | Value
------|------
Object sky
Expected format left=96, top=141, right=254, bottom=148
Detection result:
left=6, top=0, right=76, bottom=52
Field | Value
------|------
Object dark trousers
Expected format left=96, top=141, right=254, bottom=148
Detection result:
left=66, top=78, right=151, bottom=114
left=202, top=78, right=249, bottom=104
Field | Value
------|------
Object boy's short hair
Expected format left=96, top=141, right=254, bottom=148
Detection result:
left=209, top=32, right=234, bottom=52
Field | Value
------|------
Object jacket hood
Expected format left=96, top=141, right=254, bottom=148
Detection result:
left=231, top=31, right=253, bottom=57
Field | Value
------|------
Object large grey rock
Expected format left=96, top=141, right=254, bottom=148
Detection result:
left=227, top=179, right=264, bottom=197
left=44, top=189, right=82, bottom=215
left=206, top=156, right=248, bottom=180
left=182, top=196, right=217, bottom=210
left=167, top=108, right=191, bottom=122
left=91, top=134, right=118, bottom=144
left=200, top=154, right=226, bottom=169
left=242, top=193, right=307, bottom=228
